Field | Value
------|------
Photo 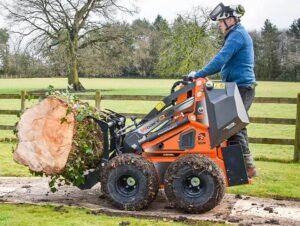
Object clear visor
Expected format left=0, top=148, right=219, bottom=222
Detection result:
left=209, top=3, right=224, bottom=21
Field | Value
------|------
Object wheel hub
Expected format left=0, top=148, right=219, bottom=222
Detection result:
left=190, top=177, right=201, bottom=187
left=184, top=176, right=202, bottom=196
left=126, top=177, right=136, bottom=186
left=116, top=175, right=138, bottom=195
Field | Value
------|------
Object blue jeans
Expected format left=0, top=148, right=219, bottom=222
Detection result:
left=228, top=86, right=256, bottom=168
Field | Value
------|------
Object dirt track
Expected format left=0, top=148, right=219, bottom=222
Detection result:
left=1, top=177, right=300, bottom=225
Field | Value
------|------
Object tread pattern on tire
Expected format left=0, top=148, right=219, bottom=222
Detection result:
left=164, top=154, right=226, bottom=213
left=101, top=153, right=159, bottom=211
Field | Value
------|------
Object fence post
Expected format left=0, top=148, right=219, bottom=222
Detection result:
left=95, top=90, right=101, bottom=110
left=20, top=90, right=26, bottom=111
left=294, top=93, right=300, bottom=162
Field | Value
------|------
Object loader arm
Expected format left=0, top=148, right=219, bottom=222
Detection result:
left=141, top=81, right=195, bottom=123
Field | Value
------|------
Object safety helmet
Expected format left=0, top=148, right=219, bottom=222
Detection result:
left=209, top=3, right=245, bottom=21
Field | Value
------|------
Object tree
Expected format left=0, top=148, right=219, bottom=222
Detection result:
left=0, top=29, right=9, bottom=75
left=256, top=19, right=281, bottom=80
left=150, top=15, right=170, bottom=77
left=153, top=15, right=170, bottom=32
left=1, top=0, right=135, bottom=90
left=79, top=22, right=134, bottom=77
left=286, top=18, right=300, bottom=80
left=129, top=19, right=156, bottom=77
left=6, top=50, right=51, bottom=77
left=157, top=8, right=219, bottom=78
left=290, top=18, right=300, bottom=38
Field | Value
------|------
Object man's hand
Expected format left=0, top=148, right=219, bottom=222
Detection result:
left=188, top=71, right=196, bottom=78
left=183, top=71, right=197, bottom=81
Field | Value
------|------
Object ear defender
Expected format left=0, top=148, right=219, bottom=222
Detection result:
left=236, top=4, right=245, bottom=16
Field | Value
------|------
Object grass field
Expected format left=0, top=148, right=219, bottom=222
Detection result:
left=1, top=78, right=297, bottom=160
left=227, top=161, right=300, bottom=199
left=0, top=203, right=227, bottom=226
left=0, top=78, right=300, bottom=201
left=0, top=77, right=299, bottom=97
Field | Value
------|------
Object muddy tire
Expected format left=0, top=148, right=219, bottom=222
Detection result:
left=164, top=154, right=226, bottom=213
left=101, top=153, right=159, bottom=210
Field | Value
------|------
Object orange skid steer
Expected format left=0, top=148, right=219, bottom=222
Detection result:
left=80, top=77, right=250, bottom=213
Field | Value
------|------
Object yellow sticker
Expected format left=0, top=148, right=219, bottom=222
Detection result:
left=214, top=83, right=225, bottom=89
left=155, top=101, right=166, bottom=111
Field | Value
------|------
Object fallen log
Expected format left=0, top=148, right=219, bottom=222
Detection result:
left=14, top=96, right=76, bottom=174
left=14, top=92, right=104, bottom=191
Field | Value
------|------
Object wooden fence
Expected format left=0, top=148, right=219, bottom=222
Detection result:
left=0, top=91, right=299, bottom=162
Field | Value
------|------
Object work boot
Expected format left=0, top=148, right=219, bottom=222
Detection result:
left=246, top=167, right=257, bottom=178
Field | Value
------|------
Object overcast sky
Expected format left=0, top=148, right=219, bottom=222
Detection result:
left=125, top=0, right=300, bottom=31
left=0, top=0, right=299, bottom=31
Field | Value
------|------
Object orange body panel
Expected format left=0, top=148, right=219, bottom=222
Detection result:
left=141, top=78, right=232, bottom=186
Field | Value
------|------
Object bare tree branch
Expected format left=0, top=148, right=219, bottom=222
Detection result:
left=1, top=0, right=136, bottom=90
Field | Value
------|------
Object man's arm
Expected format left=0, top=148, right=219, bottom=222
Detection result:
left=194, top=32, right=244, bottom=78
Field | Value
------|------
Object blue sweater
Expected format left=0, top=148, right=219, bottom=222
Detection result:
left=194, top=24, right=256, bottom=87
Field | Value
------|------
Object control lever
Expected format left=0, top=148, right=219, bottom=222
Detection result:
left=130, top=116, right=138, bottom=128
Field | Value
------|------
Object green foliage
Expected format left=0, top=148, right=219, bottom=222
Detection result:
left=26, top=94, right=34, bottom=102
left=289, top=18, right=300, bottom=38
left=129, top=19, right=159, bottom=77
left=1, top=10, right=300, bottom=81
left=252, top=18, right=300, bottom=81
left=153, top=15, right=170, bottom=32
left=78, top=22, right=134, bottom=77
left=0, top=29, right=9, bottom=74
left=157, top=10, right=220, bottom=78
left=262, top=19, right=279, bottom=34
left=253, top=19, right=282, bottom=81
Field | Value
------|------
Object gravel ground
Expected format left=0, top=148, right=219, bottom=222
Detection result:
left=1, top=177, right=300, bottom=225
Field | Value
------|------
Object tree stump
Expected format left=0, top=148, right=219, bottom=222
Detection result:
left=14, top=96, right=76, bottom=175
left=14, top=94, right=104, bottom=185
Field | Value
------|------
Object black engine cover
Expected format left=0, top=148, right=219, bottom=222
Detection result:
left=205, top=82, right=249, bottom=148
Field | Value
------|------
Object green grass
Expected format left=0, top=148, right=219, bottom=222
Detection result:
left=227, top=161, right=300, bottom=200
left=250, top=144, right=294, bottom=162
left=254, top=81, right=300, bottom=97
left=0, top=78, right=176, bottom=96
left=249, top=103, right=296, bottom=119
left=0, top=143, right=30, bottom=176
left=0, top=78, right=299, bottom=97
left=0, top=203, right=226, bottom=226
left=248, top=124, right=294, bottom=139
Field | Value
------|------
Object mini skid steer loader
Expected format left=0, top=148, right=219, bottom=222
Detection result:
left=80, top=77, right=251, bottom=213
